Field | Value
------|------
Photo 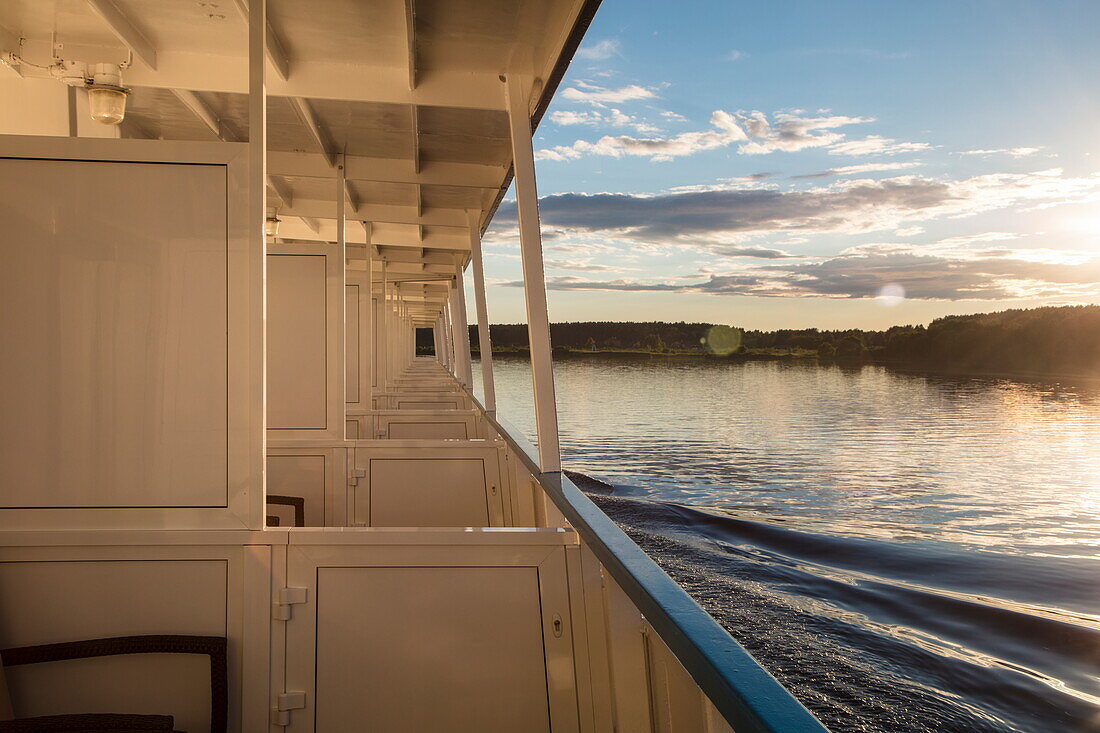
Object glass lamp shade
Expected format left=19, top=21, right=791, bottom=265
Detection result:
left=86, top=85, right=129, bottom=125
left=265, top=217, right=281, bottom=238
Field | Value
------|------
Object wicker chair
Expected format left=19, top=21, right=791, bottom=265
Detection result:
left=0, top=635, right=227, bottom=733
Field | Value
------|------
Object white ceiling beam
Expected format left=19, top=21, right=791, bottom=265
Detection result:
left=268, top=151, right=505, bottom=189
left=300, top=216, right=321, bottom=233
left=371, top=248, right=459, bottom=265
left=289, top=97, right=336, bottom=166
left=404, top=0, right=418, bottom=90
left=170, top=89, right=235, bottom=140
left=344, top=182, right=360, bottom=214
left=122, top=52, right=504, bottom=109
left=410, top=105, right=421, bottom=175
left=267, top=175, right=293, bottom=207
left=232, top=0, right=290, bottom=81
left=84, top=0, right=157, bottom=70
left=347, top=260, right=454, bottom=277
left=278, top=217, right=470, bottom=250
left=16, top=43, right=506, bottom=109
left=282, top=199, right=469, bottom=228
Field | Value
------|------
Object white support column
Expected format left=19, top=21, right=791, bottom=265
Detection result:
left=391, top=281, right=400, bottom=378
left=505, top=75, right=561, bottom=473
left=433, top=321, right=444, bottom=362
left=336, top=153, right=347, bottom=416
left=380, top=262, right=389, bottom=388
left=467, top=210, right=496, bottom=413
left=396, top=287, right=406, bottom=378
left=365, top=232, right=374, bottom=402
left=442, top=300, right=455, bottom=374
left=248, top=0, right=267, bottom=529
left=450, top=275, right=473, bottom=389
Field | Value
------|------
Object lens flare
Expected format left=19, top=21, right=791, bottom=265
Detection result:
left=877, top=282, right=906, bottom=307
left=703, top=324, right=742, bottom=355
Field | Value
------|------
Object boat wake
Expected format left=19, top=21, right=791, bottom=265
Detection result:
left=569, top=473, right=1100, bottom=733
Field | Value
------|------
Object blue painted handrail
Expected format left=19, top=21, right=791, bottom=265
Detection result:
left=478, top=400, right=828, bottom=732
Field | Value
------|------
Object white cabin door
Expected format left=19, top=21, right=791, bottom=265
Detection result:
left=282, top=540, right=581, bottom=733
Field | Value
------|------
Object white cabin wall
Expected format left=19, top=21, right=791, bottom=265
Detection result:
left=0, top=78, right=69, bottom=136
left=0, top=541, right=262, bottom=733
left=265, top=242, right=344, bottom=440
left=0, top=137, right=260, bottom=530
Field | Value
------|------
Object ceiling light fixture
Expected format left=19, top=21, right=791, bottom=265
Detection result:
left=7, top=46, right=134, bottom=126
left=265, top=215, right=282, bottom=238
left=84, top=63, right=131, bottom=125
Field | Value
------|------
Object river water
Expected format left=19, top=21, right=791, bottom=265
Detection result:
left=472, top=354, right=1100, bottom=732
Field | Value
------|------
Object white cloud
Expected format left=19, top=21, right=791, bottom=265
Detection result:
left=548, top=108, right=659, bottom=134
left=791, top=161, right=923, bottom=179
left=737, top=111, right=874, bottom=154
left=536, top=109, right=925, bottom=163
left=827, top=135, right=932, bottom=156
left=727, top=49, right=747, bottom=61
left=957, top=147, right=1043, bottom=158
left=560, top=84, right=657, bottom=105
left=576, top=39, right=622, bottom=61
left=497, top=169, right=1100, bottom=246
left=544, top=258, right=621, bottom=272
left=536, top=110, right=747, bottom=162
left=506, top=246, right=1100, bottom=301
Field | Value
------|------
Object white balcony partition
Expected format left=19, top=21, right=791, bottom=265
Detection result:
left=0, top=136, right=261, bottom=530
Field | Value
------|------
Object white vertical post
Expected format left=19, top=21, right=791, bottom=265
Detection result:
left=467, top=210, right=497, bottom=413
left=505, top=75, right=561, bottom=473
left=433, top=317, right=444, bottom=364
left=442, top=300, right=455, bottom=374
left=391, top=287, right=398, bottom=381
left=395, top=287, right=405, bottom=377
left=248, top=0, right=267, bottom=527
left=380, top=262, right=389, bottom=388
left=365, top=229, right=374, bottom=403
left=336, top=153, right=347, bottom=420
left=450, top=275, right=473, bottom=389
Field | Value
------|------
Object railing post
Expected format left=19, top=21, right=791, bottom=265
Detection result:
left=433, top=318, right=444, bottom=364
left=442, top=300, right=455, bottom=374
left=467, top=209, right=497, bottom=413
left=505, top=74, right=561, bottom=473
left=450, top=273, right=473, bottom=388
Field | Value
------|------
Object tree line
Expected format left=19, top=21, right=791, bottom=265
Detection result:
left=415, top=305, right=1100, bottom=378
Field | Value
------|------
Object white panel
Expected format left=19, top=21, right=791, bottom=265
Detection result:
left=371, top=297, right=381, bottom=389
left=268, top=254, right=328, bottom=429
left=396, top=399, right=462, bottom=410
left=345, top=419, right=360, bottom=439
left=0, top=559, right=227, bottom=733
left=345, top=284, right=360, bottom=404
left=367, top=458, right=488, bottom=527
left=0, top=158, right=228, bottom=508
left=267, top=453, right=327, bottom=526
left=0, top=78, right=69, bottom=136
left=314, top=566, right=551, bottom=733
left=386, top=421, right=469, bottom=439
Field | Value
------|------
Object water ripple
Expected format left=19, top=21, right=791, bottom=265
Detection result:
left=477, top=356, right=1100, bottom=731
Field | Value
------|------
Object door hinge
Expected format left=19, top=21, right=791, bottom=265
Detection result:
left=349, top=468, right=367, bottom=486
left=273, top=587, right=307, bottom=621
left=273, top=691, right=306, bottom=726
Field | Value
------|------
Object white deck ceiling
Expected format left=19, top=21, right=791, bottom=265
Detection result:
left=1, top=0, right=599, bottom=319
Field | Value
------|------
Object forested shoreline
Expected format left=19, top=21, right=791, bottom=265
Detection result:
left=417, top=306, right=1100, bottom=379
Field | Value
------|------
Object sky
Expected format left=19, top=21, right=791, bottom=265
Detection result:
left=476, top=0, right=1100, bottom=330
